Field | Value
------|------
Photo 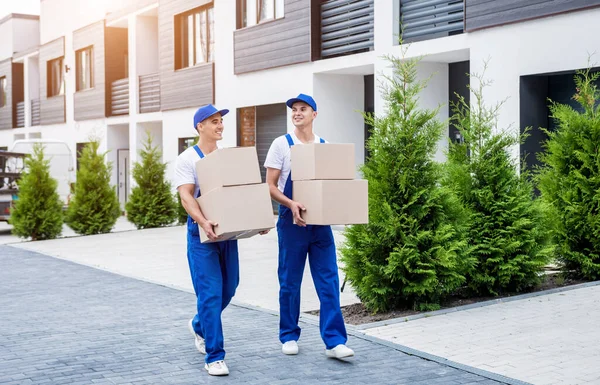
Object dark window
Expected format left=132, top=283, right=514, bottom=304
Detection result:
left=179, top=137, right=196, bottom=154
left=0, top=77, right=6, bottom=107
left=76, top=47, right=94, bottom=91
left=175, top=5, right=214, bottom=70
left=47, top=57, right=65, bottom=97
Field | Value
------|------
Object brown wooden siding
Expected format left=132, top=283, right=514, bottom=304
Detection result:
left=11, top=63, right=24, bottom=128
left=466, top=0, right=600, bottom=31
left=158, top=0, right=214, bottom=111
left=105, top=27, right=129, bottom=116
left=233, top=0, right=311, bottom=74
left=73, top=21, right=106, bottom=121
left=39, top=37, right=65, bottom=124
left=0, top=59, right=12, bottom=130
left=42, top=96, right=66, bottom=125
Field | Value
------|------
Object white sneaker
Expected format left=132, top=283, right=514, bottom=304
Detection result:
left=326, top=344, right=354, bottom=359
left=205, top=360, right=229, bottom=376
left=282, top=340, right=299, bottom=355
left=188, top=319, right=206, bottom=354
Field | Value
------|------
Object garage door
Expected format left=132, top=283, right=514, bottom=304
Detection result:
left=256, top=103, right=287, bottom=212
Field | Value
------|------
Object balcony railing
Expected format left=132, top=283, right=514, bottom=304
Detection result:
left=321, top=0, right=375, bottom=59
left=16, top=102, right=25, bottom=128
left=400, top=0, right=464, bottom=41
left=111, top=78, right=129, bottom=116
left=139, top=73, right=160, bottom=114
left=31, top=99, right=40, bottom=126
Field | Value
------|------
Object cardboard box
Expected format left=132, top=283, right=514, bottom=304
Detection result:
left=291, top=143, right=356, bottom=181
left=292, top=180, right=368, bottom=225
left=196, top=183, right=275, bottom=243
left=195, top=147, right=262, bottom=194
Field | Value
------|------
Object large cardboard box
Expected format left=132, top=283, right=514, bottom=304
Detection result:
left=195, top=147, right=262, bottom=194
left=291, top=143, right=355, bottom=181
left=196, top=183, right=275, bottom=243
left=293, top=180, right=368, bottom=225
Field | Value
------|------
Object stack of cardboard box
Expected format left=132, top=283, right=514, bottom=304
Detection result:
left=291, top=143, right=369, bottom=225
left=195, top=147, right=275, bottom=243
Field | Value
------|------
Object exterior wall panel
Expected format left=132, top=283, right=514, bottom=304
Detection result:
left=466, top=0, right=600, bottom=31
left=158, top=0, right=214, bottom=110
left=73, top=21, right=106, bottom=121
left=39, top=36, right=66, bottom=125
left=0, top=59, right=12, bottom=130
left=233, top=0, right=311, bottom=74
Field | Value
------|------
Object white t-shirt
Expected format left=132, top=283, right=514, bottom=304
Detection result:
left=174, top=145, right=209, bottom=197
left=263, top=132, right=324, bottom=192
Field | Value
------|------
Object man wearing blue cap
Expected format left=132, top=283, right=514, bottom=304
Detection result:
left=174, top=104, right=237, bottom=376
left=264, top=94, right=354, bottom=359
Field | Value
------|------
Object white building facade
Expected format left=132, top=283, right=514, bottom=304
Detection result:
left=1, top=0, right=599, bottom=208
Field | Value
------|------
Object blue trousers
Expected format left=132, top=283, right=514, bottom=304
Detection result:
left=187, top=222, right=239, bottom=364
left=276, top=213, right=347, bottom=349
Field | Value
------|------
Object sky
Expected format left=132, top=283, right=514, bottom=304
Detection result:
left=0, top=0, right=40, bottom=19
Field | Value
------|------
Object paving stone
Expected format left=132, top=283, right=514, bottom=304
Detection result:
left=0, top=246, right=509, bottom=384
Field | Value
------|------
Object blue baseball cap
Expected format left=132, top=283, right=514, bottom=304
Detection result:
left=286, top=93, right=317, bottom=112
left=193, top=104, right=229, bottom=130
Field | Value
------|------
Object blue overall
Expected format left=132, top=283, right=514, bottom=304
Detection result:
left=186, top=145, right=239, bottom=364
left=277, top=134, right=347, bottom=349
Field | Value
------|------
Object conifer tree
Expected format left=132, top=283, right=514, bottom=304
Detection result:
left=10, top=144, right=63, bottom=240
left=537, top=68, right=600, bottom=279
left=126, top=133, right=177, bottom=229
left=66, top=140, right=121, bottom=235
left=176, top=192, right=188, bottom=225
left=444, top=66, right=552, bottom=296
left=341, top=45, right=471, bottom=312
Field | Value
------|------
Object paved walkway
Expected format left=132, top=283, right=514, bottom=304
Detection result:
left=4, top=223, right=599, bottom=384
left=7, top=223, right=360, bottom=313
left=0, top=246, right=509, bottom=385
left=362, top=285, right=600, bottom=385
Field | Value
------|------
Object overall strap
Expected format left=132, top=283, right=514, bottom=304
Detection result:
left=285, top=133, right=294, bottom=148
left=193, top=145, right=204, bottom=159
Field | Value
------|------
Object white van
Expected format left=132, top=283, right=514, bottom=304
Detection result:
left=9, top=139, right=75, bottom=206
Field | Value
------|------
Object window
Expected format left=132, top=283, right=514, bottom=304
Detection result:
left=178, top=137, right=196, bottom=154
left=76, top=47, right=94, bottom=91
left=47, top=57, right=65, bottom=97
left=240, top=0, right=284, bottom=28
left=76, top=142, right=90, bottom=171
left=0, top=77, right=6, bottom=108
left=175, top=5, right=214, bottom=70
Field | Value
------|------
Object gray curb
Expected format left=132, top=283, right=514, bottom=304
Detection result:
left=356, top=279, right=600, bottom=330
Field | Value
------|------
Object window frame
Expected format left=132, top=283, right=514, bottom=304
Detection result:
left=238, top=0, right=284, bottom=29
left=178, top=137, right=197, bottom=154
left=76, top=46, right=94, bottom=92
left=174, top=4, right=214, bottom=71
left=47, top=57, right=65, bottom=98
left=0, top=77, right=6, bottom=108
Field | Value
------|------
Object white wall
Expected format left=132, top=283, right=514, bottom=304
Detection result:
left=107, top=124, right=130, bottom=186
left=40, top=0, right=108, bottom=44
left=416, top=62, right=450, bottom=162
left=12, top=18, right=40, bottom=53
left=0, top=19, right=13, bottom=60
left=136, top=121, right=162, bottom=160
left=162, top=108, right=198, bottom=185
left=313, top=74, right=365, bottom=174
left=136, top=16, right=158, bottom=76
left=28, top=56, right=40, bottom=100
left=468, top=8, right=600, bottom=159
